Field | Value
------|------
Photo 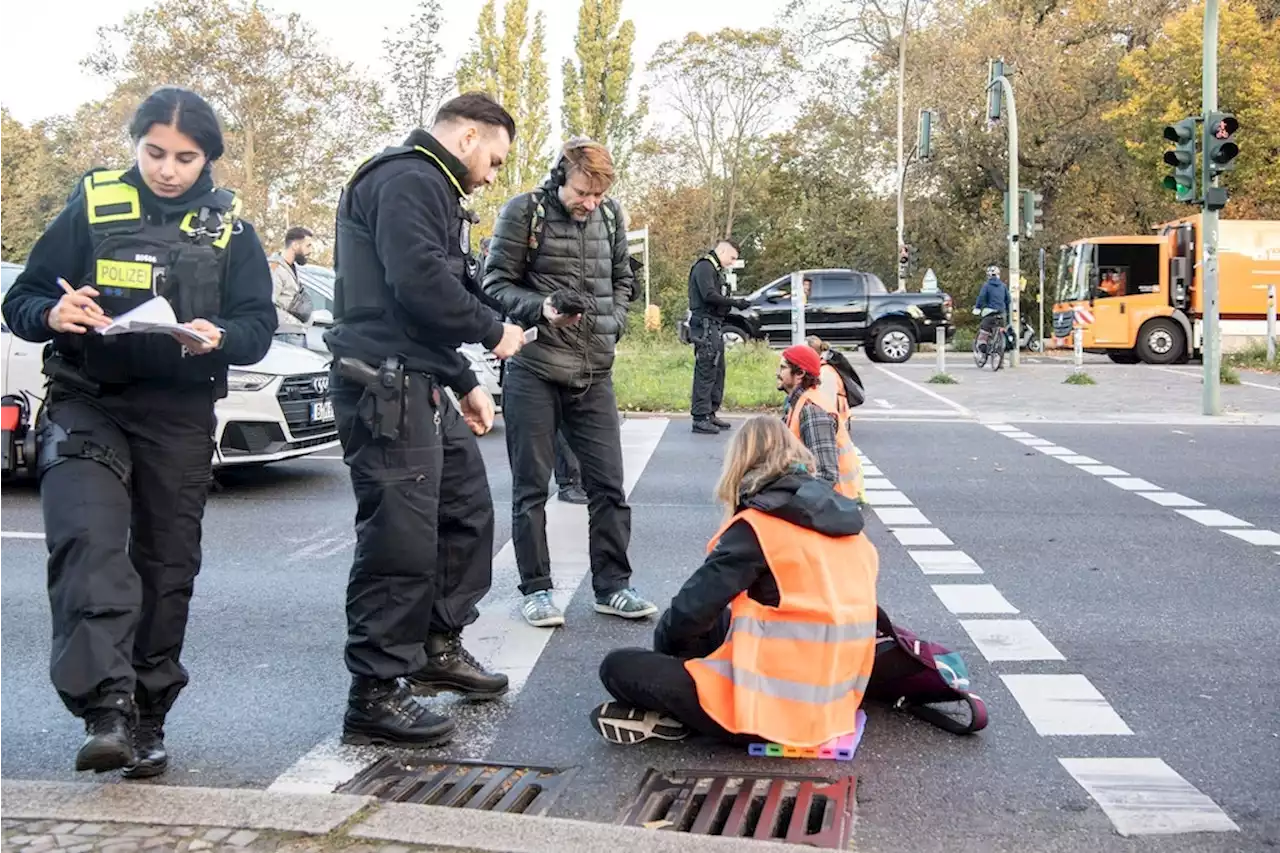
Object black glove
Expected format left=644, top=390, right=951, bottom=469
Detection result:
left=550, top=288, right=589, bottom=316
left=733, top=298, right=751, bottom=310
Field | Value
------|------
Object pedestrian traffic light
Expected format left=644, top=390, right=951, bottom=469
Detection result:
left=1202, top=111, right=1238, bottom=212
left=1162, top=118, right=1198, bottom=204
left=918, top=109, right=933, bottom=160
left=908, top=244, right=920, bottom=272
left=1021, top=190, right=1044, bottom=238
left=987, top=59, right=1004, bottom=122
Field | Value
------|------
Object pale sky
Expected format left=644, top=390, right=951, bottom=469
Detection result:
left=0, top=0, right=793, bottom=132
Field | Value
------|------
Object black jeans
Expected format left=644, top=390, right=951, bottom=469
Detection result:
left=330, top=368, right=495, bottom=680
left=690, top=315, right=725, bottom=419
left=598, top=608, right=755, bottom=744
left=554, top=428, right=581, bottom=488
left=37, top=381, right=216, bottom=720
left=502, top=361, right=632, bottom=597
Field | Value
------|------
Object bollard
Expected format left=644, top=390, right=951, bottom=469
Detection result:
left=1268, top=284, right=1276, bottom=364
left=1073, top=328, right=1084, bottom=371
left=936, top=326, right=946, bottom=375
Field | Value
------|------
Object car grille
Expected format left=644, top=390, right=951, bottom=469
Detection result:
left=276, top=372, right=335, bottom=439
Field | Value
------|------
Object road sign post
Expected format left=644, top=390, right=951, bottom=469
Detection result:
left=936, top=326, right=946, bottom=375
left=1268, top=284, right=1277, bottom=364
left=1038, top=247, right=1045, bottom=355
left=1202, top=0, right=1222, bottom=415
left=791, top=271, right=806, bottom=345
left=1073, top=328, right=1084, bottom=372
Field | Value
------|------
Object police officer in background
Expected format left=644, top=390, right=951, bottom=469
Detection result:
left=324, top=92, right=525, bottom=748
left=689, top=239, right=749, bottom=434
left=0, top=87, right=276, bottom=777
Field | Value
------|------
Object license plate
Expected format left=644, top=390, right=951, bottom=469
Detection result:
left=310, top=400, right=334, bottom=423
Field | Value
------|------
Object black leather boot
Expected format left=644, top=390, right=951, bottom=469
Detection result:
left=342, top=677, right=455, bottom=747
left=408, top=633, right=509, bottom=700
left=121, top=716, right=169, bottom=779
left=691, top=419, right=719, bottom=435
left=708, top=415, right=732, bottom=430
left=75, top=708, right=134, bottom=773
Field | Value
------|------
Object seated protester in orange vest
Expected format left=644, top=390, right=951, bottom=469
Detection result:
left=777, top=345, right=862, bottom=502
left=590, top=416, right=878, bottom=746
left=805, top=336, right=867, bottom=503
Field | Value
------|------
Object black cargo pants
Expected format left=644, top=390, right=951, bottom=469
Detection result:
left=36, top=381, right=216, bottom=720
left=689, top=315, right=725, bottom=420
left=330, top=366, right=495, bottom=681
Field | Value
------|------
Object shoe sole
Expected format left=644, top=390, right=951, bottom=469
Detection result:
left=121, top=758, right=169, bottom=780
left=594, top=602, right=658, bottom=619
left=75, top=743, right=133, bottom=774
left=590, top=702, right=688, bottom=745
left=407, top=678, right=510, bottom=701
left=524, top=614, right=565, bottom=627
left=341, top=726, right=455, bottom=748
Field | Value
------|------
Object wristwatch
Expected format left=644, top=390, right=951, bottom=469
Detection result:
left=214, top=326, right=227, bottom=350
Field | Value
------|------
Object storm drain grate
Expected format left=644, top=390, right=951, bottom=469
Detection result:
left=335, top=757, right=577, bottom=816
left=619, top=769, right=855, bottom=848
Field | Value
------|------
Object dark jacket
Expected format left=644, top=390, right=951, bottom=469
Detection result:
left=482, top=179, right=633, bottom=389
left=688, top=253, right=735, bottom=320
left=1, top=165, right=275, bottom=390
left=975, top=276, right=1010, bottom=315
left=323, top=130, right=503, bottom=396
left=654, top=471, right=866, bottom=657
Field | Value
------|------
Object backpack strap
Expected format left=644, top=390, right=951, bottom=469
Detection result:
left=525, top=187, right=548, bottom=267
left=178, top=188, right=241, bottom=251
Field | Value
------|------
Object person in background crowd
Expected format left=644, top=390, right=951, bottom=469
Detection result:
left=687, top=239, right=749, bottom=435
left=775, top=345, right=861, bottom=501
left=588, top=416, right=878, bottom=747
left=268, top=226, right=315, bottom=347
left=0, top=86, right=276, bottom=778
left=806, top=336, right=867, bottom=503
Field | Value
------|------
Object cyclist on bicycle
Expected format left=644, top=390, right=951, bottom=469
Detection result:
left=973, top=265, right=1010, bottom=353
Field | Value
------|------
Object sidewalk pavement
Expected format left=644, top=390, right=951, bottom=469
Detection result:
left=1, top=780, right=811, bottom=853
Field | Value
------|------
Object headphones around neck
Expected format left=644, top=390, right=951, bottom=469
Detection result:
left=549, top=136, right=601, bottom=189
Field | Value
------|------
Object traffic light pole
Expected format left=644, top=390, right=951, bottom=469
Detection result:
left=989, top=74, right=1021, bottom=368
left=1201, top=0, right=1221, bottom=415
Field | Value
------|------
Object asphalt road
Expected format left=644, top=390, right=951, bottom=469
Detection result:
left=2, top=371, right=1278, bottom=851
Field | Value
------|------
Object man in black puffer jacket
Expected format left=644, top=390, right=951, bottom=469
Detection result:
left=484, top=137, right=656, bottom=629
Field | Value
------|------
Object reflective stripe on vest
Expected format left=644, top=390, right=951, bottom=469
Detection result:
left=786, top=388, right=862, bottom=500
left=685, top=508, right=879, bottom=747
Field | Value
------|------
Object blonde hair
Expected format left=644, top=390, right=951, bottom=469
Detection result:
left=714, top=416, right=815, bottom=516
left=562, top=139, right=615, bottom=192
left=806, top=335, right=829, bottom=354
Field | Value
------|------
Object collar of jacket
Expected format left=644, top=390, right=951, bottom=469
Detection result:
left=404, top=129, right=469, bottom=198
left=119, top=164, right=219, bottom=218
left=703, top=251, right=723, bottom=271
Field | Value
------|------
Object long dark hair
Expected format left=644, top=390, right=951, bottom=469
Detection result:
left=128, top=87, right=225, bottom=162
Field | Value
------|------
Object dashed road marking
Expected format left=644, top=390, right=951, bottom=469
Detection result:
left=1138, top=492, right=1204, bottom=508
left=891, top=527, right=954, bottom=547
left=1000, top=674, right=1133, bottom=736
left=960, top=619, right=1065, bottom=662
left=872, top=507, right=930, bottom=526
left=908, top=549, right=982, bottom=574
left=864, top=490, right=912, bottom=506
left=1077, top=465, right=1130, bottom=477
left=1104, top=477, right=1162, bottom=492
left=1223, top=528, right=1280, bottom=547
left=1057, top=454, right=1100, bottom=465
left=862, top=477, right=896, bottom=490
left=931, top=584, right=1020, bottom=614
left=1059, top=758, right=1240, bottom=836
left=1176, top=509, right=1253, bottom=528
left=1036, top=446, right=1075, bottom=456
left=0, top=531, right=44, bottom=539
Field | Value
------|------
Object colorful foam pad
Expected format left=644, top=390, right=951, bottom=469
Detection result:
left=747, top=710, right=867, bottom=760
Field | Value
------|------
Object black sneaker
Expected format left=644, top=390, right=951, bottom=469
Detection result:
left=122, top=715, right=168, bottom=780
left=408, top=634, right=509, bottom=700
left=557, top=484, right=588, bottom=504
left=75, top=708, right=134, bottom=773
left=342, top=677, right=455, bottom=748
left=692, top=419, right=719, bottom=435
left=589, top=702, right=689, bottom=745
left=709, top=415, right=732, bottom=430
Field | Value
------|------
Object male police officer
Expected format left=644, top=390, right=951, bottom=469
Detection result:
left=324, top=92, right=525, bottom=747
left=688, top=239, right=749, bottom=434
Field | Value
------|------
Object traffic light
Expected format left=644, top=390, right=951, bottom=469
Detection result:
left=908, top=244, right=920, bottom=272
left=1021, top=190, right=1044, bottom=238
left=1203, top=111, right=1238, bottom=211
left=987, top=59, right=1004, bottom=121
left=1162, top=118, right=1198, bottom=204
left=918, top=109, right=933, bottom=160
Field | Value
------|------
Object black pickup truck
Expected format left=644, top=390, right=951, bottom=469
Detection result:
left=723, top=268, right=955, bottom=363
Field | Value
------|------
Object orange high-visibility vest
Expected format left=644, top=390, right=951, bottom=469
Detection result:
left=684, top=508, right=879, bottom=746
left=786, top=388, right=862, bottom=500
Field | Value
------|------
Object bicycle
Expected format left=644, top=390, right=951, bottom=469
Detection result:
left=972, top=313, right=1007, bottom=371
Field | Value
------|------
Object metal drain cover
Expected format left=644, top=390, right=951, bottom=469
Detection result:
left=619, top=769, right=855, bottom=848
left=336, top=756, right=577, bottom=816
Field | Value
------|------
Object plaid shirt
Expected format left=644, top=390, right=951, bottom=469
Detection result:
left=783, top=387, right=840, bottom=486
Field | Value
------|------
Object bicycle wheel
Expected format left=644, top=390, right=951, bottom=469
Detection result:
left=972, top=333, right=988, bottom=367
left=990, top=333, right=1006, bottom=371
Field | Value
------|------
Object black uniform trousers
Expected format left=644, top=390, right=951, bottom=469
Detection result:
left=598, top=609, right=754, bottom=745
left=553, top=428, right=581, bottom=489
left=502, top=360, right=631, bottom=598
left=330, top=368, right=494, bottom=681
left=37, top=380, right=216, bottom=720
left=689, top=315, right=726, bottom=420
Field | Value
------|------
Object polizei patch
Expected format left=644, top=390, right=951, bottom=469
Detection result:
left=96, top=259, right=153, bottom=290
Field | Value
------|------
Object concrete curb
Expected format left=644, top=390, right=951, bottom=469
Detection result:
left=1, top=780, right=812, bottom=853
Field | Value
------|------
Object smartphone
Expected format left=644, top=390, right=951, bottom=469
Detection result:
left=523, top=327, right=539, bottom=343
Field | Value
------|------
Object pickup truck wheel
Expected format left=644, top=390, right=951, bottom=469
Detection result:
left=722, top=327, right=746, bottom=348
left=1135, top=319, right=1185, bottom=365
left=873, top=323, right=916, bottom=363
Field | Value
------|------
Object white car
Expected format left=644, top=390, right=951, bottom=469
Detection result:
left=1, top=261, right=339, bottom=475
left=295, top=266, right=504, bottom=410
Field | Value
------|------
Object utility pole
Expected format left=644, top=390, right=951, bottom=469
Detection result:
left=987, top=60, right=1021, bottom=368
left=895, top=0, right=910, bottom=293
left=1201, top=0, right=1221, bottom=415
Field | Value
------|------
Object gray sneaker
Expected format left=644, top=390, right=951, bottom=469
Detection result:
left=521, top=591, right=565, bottom=628
left=594, top=588, right=658, bottom=619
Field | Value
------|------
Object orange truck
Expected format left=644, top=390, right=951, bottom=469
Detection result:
left=1051, top=215, right=1280, bottom=364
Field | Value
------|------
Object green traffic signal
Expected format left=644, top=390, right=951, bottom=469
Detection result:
left=1162, top=117, right=1198, bottom=204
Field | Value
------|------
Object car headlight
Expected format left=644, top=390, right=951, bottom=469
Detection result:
left=227, top=370, right=274, bottom=392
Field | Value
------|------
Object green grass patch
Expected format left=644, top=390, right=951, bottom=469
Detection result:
left=949, top=327, right=976, bottom=352
left=928, top=372, right=958, bottom=384
left=1219, top=362, right=1241, bottom=385
left=1064, top=371, right=1096, bottom=385
left=614, top=341, right=782, bottom=412
left=1224, top=340, right=1277, bottom=374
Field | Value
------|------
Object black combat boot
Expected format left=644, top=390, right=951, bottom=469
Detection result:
left=121, top=715, right=169, bottom=779
left=75, top=708, right=134, bottom=773
left=691, top=419, right=719, bottom=435
left=342, top=677, right=455, bottom=747
left=408, top=633, right=509, bottom=700
left=708, top=415, right=732, bottom=430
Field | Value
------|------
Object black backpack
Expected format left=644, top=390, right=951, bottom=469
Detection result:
left=824, top=349, right=866, bottom=408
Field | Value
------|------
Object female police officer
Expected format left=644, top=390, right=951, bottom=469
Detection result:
left=1, top=87, right=276, bottom=777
